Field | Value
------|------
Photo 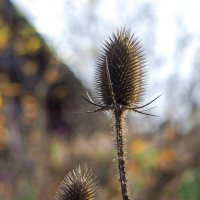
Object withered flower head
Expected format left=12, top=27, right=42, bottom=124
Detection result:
left=55, top=166, right=97, bottom=200
left=82, top=28, right=160, bottom=115
left=95, top=28, right=146, bottom=109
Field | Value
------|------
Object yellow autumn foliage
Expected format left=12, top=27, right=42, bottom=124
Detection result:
left=158, top=148, right=176, bottom=169
left=0, top=25, right=10, bottom=49
left=26, top=36, right=42, bottom=53
left=131, top=139, right=150, bottom=154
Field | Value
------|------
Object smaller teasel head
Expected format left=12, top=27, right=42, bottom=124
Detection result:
left=55, top=166, right=97, bottom=200
left=95, top=28, right=146, bottom=109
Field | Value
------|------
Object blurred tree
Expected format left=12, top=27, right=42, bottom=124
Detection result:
left=0, top=1, right=106, bottom=199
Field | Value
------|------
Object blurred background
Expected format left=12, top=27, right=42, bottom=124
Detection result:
left=0, top=0, right=200, bottom=199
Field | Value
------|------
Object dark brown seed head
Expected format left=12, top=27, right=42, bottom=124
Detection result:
left=55, top=166, right=97, bottom=200
left=95, top=28, right=146, bottom=109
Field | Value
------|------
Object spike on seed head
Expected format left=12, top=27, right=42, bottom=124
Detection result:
left=55, top=166, right=97, bottom=200
left=95, top=28, right=146, bottom=109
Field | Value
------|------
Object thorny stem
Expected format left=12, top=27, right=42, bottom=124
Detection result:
left=113, top=108, right=130, bottom=200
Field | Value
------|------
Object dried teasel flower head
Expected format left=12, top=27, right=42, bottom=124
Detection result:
left=55, top=166, right=97, bottom=200
left=95, top=28, right=146, bottom=109
left=82, top=28, right=160, bottom=115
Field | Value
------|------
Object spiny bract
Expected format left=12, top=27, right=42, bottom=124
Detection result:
left=55, top=166, right=97, bottom=200
left=95, top=28, right=146, bottom=109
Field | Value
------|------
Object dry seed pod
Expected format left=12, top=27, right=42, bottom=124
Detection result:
left=95, top=28, right=146, bottom=109
left=55, top=166, right=97, bottom=200
left=82, top=28, right=160, bottom=115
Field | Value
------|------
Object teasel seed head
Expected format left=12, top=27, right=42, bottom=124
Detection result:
left=95, top=28, right=146, bottom=109
left=82, top=28, right=160, bottom=115
left=55, top=166, right=97, bottom=200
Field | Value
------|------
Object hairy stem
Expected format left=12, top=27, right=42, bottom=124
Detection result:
left=113, top=109, right=130, bottom=200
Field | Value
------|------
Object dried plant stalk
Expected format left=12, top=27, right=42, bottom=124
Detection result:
left=113, top=109, right=129, bottom=200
